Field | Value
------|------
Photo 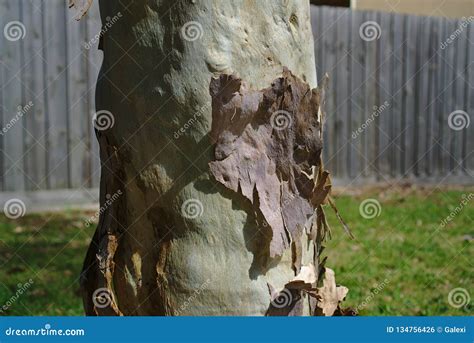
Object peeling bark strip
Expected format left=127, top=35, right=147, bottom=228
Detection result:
left=209, top=68, right=324, bottom=258
left=80, top=131, right=125, bottom=316
left=209, top=68, right=349, bottom=315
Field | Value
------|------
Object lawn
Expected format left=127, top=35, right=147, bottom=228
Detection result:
left=0, top=186, right=472, bottom=316
left=325, top=185, right=473, bottom=316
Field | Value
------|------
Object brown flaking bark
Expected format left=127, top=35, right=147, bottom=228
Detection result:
left=209, top=68, right=323, bottom=258
left=209, top=68, right=349, bottom=316
left=80, top=131, right=124, bottom=316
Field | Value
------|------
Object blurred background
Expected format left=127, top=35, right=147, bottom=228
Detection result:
left=0, top=0, right=472, bottom=315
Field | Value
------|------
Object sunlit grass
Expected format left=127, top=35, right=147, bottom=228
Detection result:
left=325, top=187, right=473, bottom=316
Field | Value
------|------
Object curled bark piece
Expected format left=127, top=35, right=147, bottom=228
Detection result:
left=266, top=263, right=317, bottom=316
left=287, top=263, right=317, bottom=290
left=313, top=268, right=348, bottom=316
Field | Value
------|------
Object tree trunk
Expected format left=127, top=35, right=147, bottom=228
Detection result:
left=80, top=0, right=346, bottom=316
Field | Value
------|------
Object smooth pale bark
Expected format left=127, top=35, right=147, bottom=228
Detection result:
left=81, top=0, right=338, bottom=316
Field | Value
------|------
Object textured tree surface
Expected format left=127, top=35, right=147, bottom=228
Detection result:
left=80, top=0, right=347, bottom=316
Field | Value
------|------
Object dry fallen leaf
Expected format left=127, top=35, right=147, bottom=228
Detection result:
left=286, top=263, right=317, bottom=290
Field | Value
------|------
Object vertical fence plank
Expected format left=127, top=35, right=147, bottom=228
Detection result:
left=362, top=10, right=378, bottom=179
left=343, top=11, right=352, bottom=180
left=391, top=12, right=405, bottom=178
left=371, top=11, right=382, bottom=180
left=22, top=0, right=47, bottom=191
left=464, top=19, right=474, bottom=173
left=66, top=6, right=91, bottom=190
left=1, top=0, right=25, bottom=192
left=349, top=10, right=366, bottom=180
left=0, top=0, right=6, bottom=191
left=435, top=18, right=448, bottom=177
left=43, top=0, right=69, bottom=189
left=461, top=20, right=472, bottom=176
left=452, top=18, right=468, bottom=175
left=398, top=14, right=409, bottom=177
left=425, top=17, right=439, bottom=177
left=443, top=19, right=458, bottom=175
left=334, top=8, right=350, bottom=179
left=402, top=15, right=418, bottom=178
left=377, top=11, right=393, bottom=180
left=414, top=16, right=431, bottom=177
left=329, top=7, right=340, bottom=176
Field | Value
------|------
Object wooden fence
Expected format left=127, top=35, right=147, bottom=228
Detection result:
left=0, top=0, right=101, bottom=199
left=311, top=6, right=473, bottom=183
left=0, top=3, right=472, bottom=206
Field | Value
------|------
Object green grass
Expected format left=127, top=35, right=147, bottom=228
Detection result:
left=325, top=187, right=473, bottom=316
left=0, top=210, right=95, bottom=316
left=0, top=188, right=472, bottom=316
